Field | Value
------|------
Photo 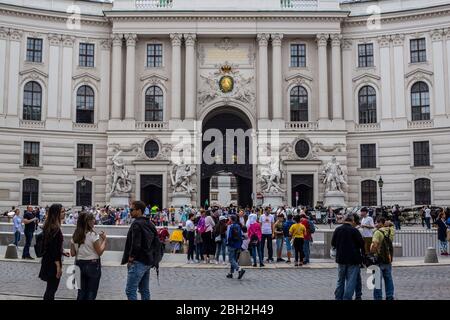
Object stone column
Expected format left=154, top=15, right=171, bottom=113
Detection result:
left=378, top=36, right=393, bottom=121
left=125, top=33, right=137, bottom=120
left=431, top=29, right=446, bottom=116
left=100, top=39, right=112, bottom=122
left=184, top=33, right=197, bottom=120
left=446, top=29, right=450, bottom=116
left=60, top=36, right=74, bottom=120
left=0, top=28, right=9, bottom=115
left=170, top=33, right=182, bottom=121
left=342, top=39, right=353, bottom=123
left=331, top=34, right=343, bottom=120
left=271, top=33, right=283, bottom=120
left=47, top=34, right=61, bottom=119
left=7, top=29, right=22, bottom=117
left=111, top=34, right=123, bottom=120
left=392, top=34, right=406, bottom=119
left=257, top=33, right=269, bottom=120
left=317, top=34, right=329, bottom=121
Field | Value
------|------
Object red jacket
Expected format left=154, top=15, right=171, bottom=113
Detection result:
left=248, top=222, right=262, bottom=242
left=301, top=218, right=312, bottom=241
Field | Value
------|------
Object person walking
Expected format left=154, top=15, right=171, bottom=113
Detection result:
left=12, top=209, right=23, bottom=247
left=424, top=206, right=432, bottom=229
left=370, top=217, right=395, bottom=300
left=214, top=215, right=228, bottom=265
left=260, top=208, right=274, bottom=263
left=185, top=213, right=196, bottom=263
left=248, top=214, right=264, bottom=267
left=283, top=213, right=294, bottom=264
left=436, top=211, right=449, bottom=256
left=289, top=215, right=306, bottom=267
left=22, top=205, right=38, bottom=259
left=39, top=204, right=68, bottom=300
left=331, top=213, right=365, bottom=300
left=71, top=211, right=107, bottom=300
left=360, top=207, right=375, bottom=255
left=273, top=214, right=285, bottom=262
left=226, top=215, right=245, bottom=279
left=121, top=201, right=157, bottom=300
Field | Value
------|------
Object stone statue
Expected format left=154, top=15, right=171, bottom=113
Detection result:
left=110, top=150, right=132, bottom=196
left=322, top=156, right=346, bottom=193
left=259, top=157, right=285, bottom=193
left=170, top=163, right=196, bottom=194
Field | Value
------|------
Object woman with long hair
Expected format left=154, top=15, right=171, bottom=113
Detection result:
left=38, top=203, right=68, bottom=300
left=436, top=211, right=449, bottom=256
left=202, top=210, right=216, bottom=263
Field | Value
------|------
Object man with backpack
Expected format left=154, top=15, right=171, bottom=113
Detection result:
left=226, top=215, right=246, bottom=279
left=121, top=200, right=162, bottom=300
left=300, top=213, right=315, bottom=265
left=370, top=217, right=395, bottom=300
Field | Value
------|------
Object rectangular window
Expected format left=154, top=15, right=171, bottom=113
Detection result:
left=147, top=44, right=163, bottom=67
left=231, top=193, right=238, bottom=201
left=290, top=44, right=306, bottom=68
left=210, top=193, right=218, bottom=201
left=26, top=38, right=43, bottom=63
left=23, top=142, right=40, bottom=167
left=79, top=43, right=95, bottom=67
left=410, top=38, right=426, bottom=63
left=360, top=144, right=376, bottom=169
left=413, top=141, right=430, bottom=167
left=358, top=43, right=374, bottom=68
left=77, top=144, right=93, bottom=169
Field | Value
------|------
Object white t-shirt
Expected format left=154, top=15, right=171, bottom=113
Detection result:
left=72, top=231, right=100, bottom=260
left=424, top=208, right=432, bottom=218
left=260, top=214, right=274, bottom=234
left=205, top=216, right=215, bottom=232
left=185, top=220, right=195, bottom=232
left=360, top=216, right=375, bottom=238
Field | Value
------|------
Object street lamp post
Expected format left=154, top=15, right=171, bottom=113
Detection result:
left=378, top=176, right=384, bottom=213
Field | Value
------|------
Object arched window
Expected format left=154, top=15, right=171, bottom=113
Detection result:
left=23, top=81, right=42, bottom=121
left=411, top=82, right=430, bottom=121
left=361, top=180, right=377, bottom=206
left=358, top=86, right=377, bottom=124
left=22, top=178, right=39, bottom=205
left=145, top=86, right=163, bottom=121
left=290, top=86, right=308, bottom=122
left=76, top=179, right=92, bottom=207
left=76, top=85, right=95, bottom=123
left=415, top=178, right=431, bottom=205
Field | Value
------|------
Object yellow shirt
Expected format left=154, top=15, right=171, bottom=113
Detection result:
left=289, top=223, right=306, bottom=239
left=170, top=229, right=184, bottom=242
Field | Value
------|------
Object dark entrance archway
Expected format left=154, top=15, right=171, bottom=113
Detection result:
left=140, top=175, right=163, bottom=209
left=201, top=108, right=253, bottom=208
left=291, top=174, right=314, bottom=207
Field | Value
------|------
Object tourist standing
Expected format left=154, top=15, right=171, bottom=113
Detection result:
left=214, top=215, right=228, bottom=264
left=121, top=201, right=157, bottom=300
left=424, top=206, right=432, bottom=229
left=283, top=213, right=294, bottom=263
left=327, top=207, right=335, bottom=229
left=331, top=214, right=365, bottom=300
left=22, top=205, right=38, bottom=259
left=274, top=214, right=285, bottom=262
left=248, top=214, right=264, bottom=267
left=360, top=207, right=375, bottom=255
left=392, top=205, right=401, bottom=230
left=185, top=213, right=196, bottom=263
left=202, top=210, right=216, bottom=263
left=300, top=213, right=314, bottom=265
left=226, top=215, right=245, bottom=279
left=71, top=212, right=107, bottom=300
left=289, top=215, right=306, bottom=267
left=260, top=208, right=274, bottom=263
left=12, top=209, right=23, bottom=247
left=436, top=212, right=449, bottom=256
left=39, top=204, right=68, bottom=300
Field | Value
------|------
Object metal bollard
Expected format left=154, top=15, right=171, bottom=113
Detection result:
left=4, top=244, right=18, bottom=259
left=424, top=247, right=439, bottom=263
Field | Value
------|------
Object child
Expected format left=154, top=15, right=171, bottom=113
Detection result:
left=170, top=224, right=184, bottom=254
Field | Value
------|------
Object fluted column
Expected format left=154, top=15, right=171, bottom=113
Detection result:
left=7, top=29, right=22, bottom=117
left=47, top=34, right=61, bottom=119
left=100, top=39, right=111, bottom=122
left=392, top=34, right=406, bottom=119
left=60, top=36, right=75, bottom=120
left=184, top=33, right=197, bottom=120
left=446, top=29, right=450, bottom=116
left=257, top=33, right=270, bottom=120
left=317, top=34, right=329, bottom=120
left=0, top=28, right=7, bottom=115
left=125, top=33, right=137, bottom=120
left=111, top=34, right=123, bottom=120
left=271, top=33, right=283, bottom=120
left=342, top=39, right=353, bottom=122
left=170, top=33, right=182, bottom=120
left=378, top=36, right=392, bottom=120
left=331, top=34, right=342, bottom=120
left=431, top=30, right=446, bottom=116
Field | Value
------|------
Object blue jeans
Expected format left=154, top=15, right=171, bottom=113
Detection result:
left=355, top=269, right=362, bottom=300
left=335, top=264, right=360, bottom=300
left=14, top=231, right=21, bottom=247
left=303, top=240, right=311, bottom=263
left=76, top=260, right=102, bottom=300
left=284, top=237, right=292, bottom=253
left=275, top=237, right=284, bottom=258
left=250, top=242, right=263, bottom=265
left=215, top=239, right=226, bottom=262
left=394, top=220, right=401, bottom=230
left=228, top=247, right=240, bottom=274
left=22, top=230, right=34, bottom=258
left=125, top=261, right=151, bottom=300
left=425, top=217, right=431, bottom=229
left=373, top=264, right=394, bottom=300
left=195, top=242, right=203, bottom=260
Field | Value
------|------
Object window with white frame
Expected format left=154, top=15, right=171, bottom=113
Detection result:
left=290, top=44, right=306, bottom=68
left=147, top=44, right=163, bottom=67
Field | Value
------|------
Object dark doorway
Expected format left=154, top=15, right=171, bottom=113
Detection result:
left=140, top=175, right=163, bottom=209
left=201, top=108, right=253, bottom=208
left=291, top=174, right=314, bottom=207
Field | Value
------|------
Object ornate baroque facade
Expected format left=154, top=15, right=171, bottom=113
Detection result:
left=1, top=0, right=450, bottom=209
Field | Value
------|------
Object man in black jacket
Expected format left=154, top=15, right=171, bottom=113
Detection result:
left=122, top=200, right=156, bottom=300
left=331, top=213, right=365, bottom=300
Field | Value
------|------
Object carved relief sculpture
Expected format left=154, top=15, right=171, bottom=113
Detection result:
left=109, top=150, right=133, bottom=196
left=322, top=156, right=347, bottom=193
left=170, top=163, right=196, bottom=194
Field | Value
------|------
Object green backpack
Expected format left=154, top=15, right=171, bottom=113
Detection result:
left=376, top=229, right=394, bottom=264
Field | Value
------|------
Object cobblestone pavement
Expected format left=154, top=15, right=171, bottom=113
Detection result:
left=0, top=261, right=449, bottom=300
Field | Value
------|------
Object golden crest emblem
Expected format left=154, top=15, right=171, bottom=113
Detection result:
left=219, top=75, right=234, bottom=93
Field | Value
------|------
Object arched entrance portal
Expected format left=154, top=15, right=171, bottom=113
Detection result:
left=201, top=108, right=253, bottom=208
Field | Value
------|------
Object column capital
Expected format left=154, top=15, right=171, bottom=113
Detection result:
left=342, top=39, right=353, bottom=51
left=111, top=33, right=124, bottom=46
left=170, top=33, right=183, bottom=46
left=271, top=33, right=283, bottom=46
left=330, top=34, right=342, bottom=47
left=257, top=33, right=270, bottom=46
left=125, top=33, right=138, bottom=46
left=101, top=39, right=112, bottom=50
left=62, top=35, right=75, bottom=47
left=0, top=27, right=7, bottom=40
left=430, top=29, right=444, bottom=42
left=184, top=33, right=197, bottom=46
left=392, top=34, right=405, bottom=46
left=377, top=35, right=391, bottom=48
left=48, top=33, right=62, bottom=46
left=316, top=33, right=329, bottom=47
left=8, top=29, right=23, bottom=41
left=445, top=28, right=450, bottom=40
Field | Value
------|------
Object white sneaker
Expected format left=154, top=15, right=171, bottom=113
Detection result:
left=187, top=260, right=191, bottom=264
left=215, top=260, right=219, bottom=265
left=222, top=261, right=227, bottom=265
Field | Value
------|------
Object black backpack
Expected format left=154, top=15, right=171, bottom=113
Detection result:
left=149, top=226, right=164, bottom=284
left=34, top=228, right=45, bottom=258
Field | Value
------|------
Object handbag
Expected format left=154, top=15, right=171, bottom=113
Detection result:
left=446, top=229, right=450, bottom=241
left=215, top=235, right=222, bottom=243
